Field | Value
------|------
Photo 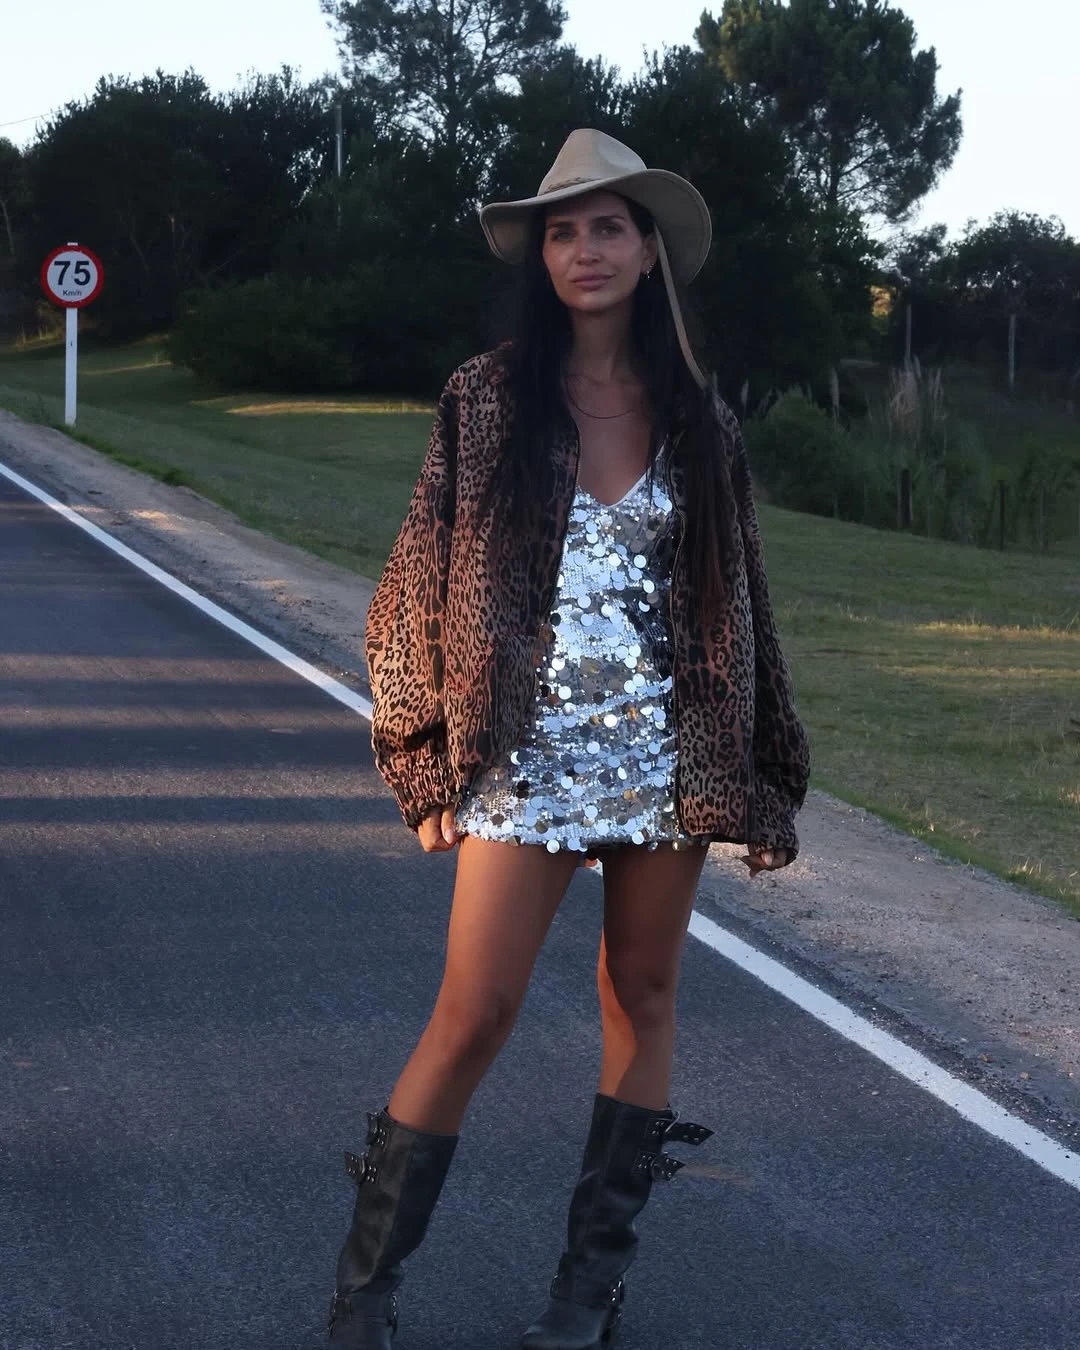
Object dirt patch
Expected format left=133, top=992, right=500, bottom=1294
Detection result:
left=2, top=408, right=1078, bottom=1132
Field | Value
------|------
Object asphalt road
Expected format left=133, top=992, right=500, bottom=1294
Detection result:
left=2, top=470, right=1079, bottom=1350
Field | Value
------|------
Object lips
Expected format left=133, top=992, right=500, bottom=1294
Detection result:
left=572, top=276, right=612, bottom=289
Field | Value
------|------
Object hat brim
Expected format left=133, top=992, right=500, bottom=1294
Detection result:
left=479, top=169, right=712, bottom=286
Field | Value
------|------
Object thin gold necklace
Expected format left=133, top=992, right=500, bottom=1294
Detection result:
left=563, top=378, right=639, bottom=420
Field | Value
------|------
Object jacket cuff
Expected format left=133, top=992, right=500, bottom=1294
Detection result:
left=381, top=743, right=460, bottom=830
left=752, top=771, right=804, bottom=860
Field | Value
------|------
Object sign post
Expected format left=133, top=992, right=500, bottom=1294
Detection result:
left=39, top=243, right=105, bottom=427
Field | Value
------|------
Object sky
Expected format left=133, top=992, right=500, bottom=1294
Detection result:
left=2, top=0, right=1076, bottom=241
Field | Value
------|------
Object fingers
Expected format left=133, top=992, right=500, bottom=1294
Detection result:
left=739, top=846, right=791, bottom=875
left=417, top=805, right=460, bottom=853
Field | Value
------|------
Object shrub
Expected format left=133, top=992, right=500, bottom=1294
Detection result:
left=168, top=267, right=481, bottom=395
left=744, top=388, right=862, bottom=518
left=168, top=278, right=360, bottom=391
left=855, top=363, right=993, bottom=541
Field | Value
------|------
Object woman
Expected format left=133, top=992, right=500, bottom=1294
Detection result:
left=325, top=129, right=810, bottom=1349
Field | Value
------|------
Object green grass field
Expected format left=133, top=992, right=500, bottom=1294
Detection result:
left=3, top=338, right=1078, bottom=914
left=0, top=337, right=434, bottom=576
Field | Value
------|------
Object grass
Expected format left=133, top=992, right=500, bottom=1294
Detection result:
left=0, top=336, right=435, bottom=576
left=764, top=512, right=1079, bottom=915
left=3, top=338, right=1078, bottom=915
left=843, top=358, right=1080, bottom=555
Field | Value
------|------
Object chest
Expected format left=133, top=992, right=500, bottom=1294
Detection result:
left=571, top=408, right=653, bottom=507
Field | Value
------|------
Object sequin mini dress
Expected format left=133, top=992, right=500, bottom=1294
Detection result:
left=456, top=456, right=710, bottom=855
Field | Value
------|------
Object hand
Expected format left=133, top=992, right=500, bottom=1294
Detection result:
left=740, top=845, right=791, bottom=876
left=417, top=805, right=460, bottom=853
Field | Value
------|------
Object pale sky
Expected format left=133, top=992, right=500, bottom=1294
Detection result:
left=1, top=0, right=1076, bottom=240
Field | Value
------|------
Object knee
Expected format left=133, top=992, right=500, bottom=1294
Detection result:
left=428, top=987, right=519, bottom=1069
left=598, top=959, right=677, bottom=1040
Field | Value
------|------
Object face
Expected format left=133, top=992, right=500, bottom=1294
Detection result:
left=541, top=190, right=658, bottom=316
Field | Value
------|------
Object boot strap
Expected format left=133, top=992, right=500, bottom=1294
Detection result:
left=365, top=1110, right=390, bottom=1148
left=548, top=1272, right=626, bottom=1312
left=663, top=1118, right=713, bottom=1145
left=635, top=1149, right=685, bottom=1181
left=643, top=1112, right=713, bottom=1149
left=344, top=1149, right=378, bottom=1186
left=637, top=1114, right=712, bottom=1180
left=328, top=1290, right=398, bottom=1332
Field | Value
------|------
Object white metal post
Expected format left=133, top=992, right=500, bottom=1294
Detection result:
left=64, top=305, right=78, bottom=426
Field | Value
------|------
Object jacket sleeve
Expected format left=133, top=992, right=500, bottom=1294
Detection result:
left=364, top=372, right=461, bottom=829
left=728, top=410, right=811, bottom=857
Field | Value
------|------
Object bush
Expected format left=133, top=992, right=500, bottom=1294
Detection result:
left=852, top=364, right=995, bottom=541
left=744, top=389, right=862, bottom=518
left=168, top=265, right=483, bottom=396
left=168, top=278, right=360, bottom=391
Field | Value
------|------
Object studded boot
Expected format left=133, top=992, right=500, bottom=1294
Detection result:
left=326, top=1108, right=458, bottom=1348
left=520, top=1093, right=712, bottom=1350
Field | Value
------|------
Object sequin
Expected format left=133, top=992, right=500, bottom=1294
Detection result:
left=456, top=458, right=711, bottom=854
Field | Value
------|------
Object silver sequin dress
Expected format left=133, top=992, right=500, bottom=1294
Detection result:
left=456, top=458, right=710, bottom=855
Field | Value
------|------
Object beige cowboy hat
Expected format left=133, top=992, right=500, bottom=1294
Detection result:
left=479, top=128, right=713, bottom=388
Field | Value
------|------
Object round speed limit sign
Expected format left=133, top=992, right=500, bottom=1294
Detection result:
left=40, top=244, right=105, bottom=308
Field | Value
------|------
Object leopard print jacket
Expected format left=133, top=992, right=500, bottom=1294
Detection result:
left=364, top=351, right=810, bottom=855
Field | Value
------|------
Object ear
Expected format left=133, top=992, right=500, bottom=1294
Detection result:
left=642, top=232, right=659, bottom=275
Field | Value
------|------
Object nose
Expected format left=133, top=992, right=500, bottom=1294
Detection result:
left=574, top=233, right=601, bottom=265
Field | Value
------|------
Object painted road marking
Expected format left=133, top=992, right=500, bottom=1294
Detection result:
left=0, top=460, right=373, bottom=721
left=3, top=455, right=1078, bottom=1194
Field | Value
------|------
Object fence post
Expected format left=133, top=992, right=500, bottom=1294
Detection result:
left=898, top=468, right=913, bottom=529
left=997, top=479, right=1007, bottom=551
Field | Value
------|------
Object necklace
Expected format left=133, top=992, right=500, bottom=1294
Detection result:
left=563, top=379, right=640, bottom=421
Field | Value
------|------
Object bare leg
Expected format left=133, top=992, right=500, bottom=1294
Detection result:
left=596, top=843, right=707, bottom=1109
left=388, top=836, right=581, bottom=1134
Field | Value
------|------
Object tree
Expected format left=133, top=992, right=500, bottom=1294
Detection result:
left=620, top=46, right=864, bottom=393
left=477, top=47, right=627, bottom=205
left=320, top=0, right=566, bottom=158
left=946, top=211, right=1080, bottom=378
left=22, top=70, right=333, bottom=336
left=0, top=138, right=22, bottom=259
left=697, top=0, right=962, bottom=221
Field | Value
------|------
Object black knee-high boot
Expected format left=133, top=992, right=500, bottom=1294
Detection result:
left=520, top=1094, right=712, bottom=1350
left=327, top=1109, right=458, bottom=1349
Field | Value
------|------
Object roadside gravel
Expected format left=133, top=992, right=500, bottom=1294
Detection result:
left=2, top=408, right=1077, bottom=1138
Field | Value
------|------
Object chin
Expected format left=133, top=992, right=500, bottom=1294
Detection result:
left=561, top=287, right=634, bottom=315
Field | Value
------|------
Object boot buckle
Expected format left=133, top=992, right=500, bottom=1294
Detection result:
left=327, top=1290, right=398, bottom=1334
left=664, top=1119, right=713, bottom=1146
left=344, top=1149, right=378, bottom=1186
left=644, top=1111, right=713, bottom=1149
left=365, top=1110, right=390, bottom=1148
left=635, top=1149, right=685, bottom=1182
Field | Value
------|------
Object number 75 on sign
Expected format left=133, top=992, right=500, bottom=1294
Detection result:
left=40, top=244, right=105, bottom=308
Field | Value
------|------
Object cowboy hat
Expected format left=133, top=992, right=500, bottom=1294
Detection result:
left=479, top=128, right=712, bottom=387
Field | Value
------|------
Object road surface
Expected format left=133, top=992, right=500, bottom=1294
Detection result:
left=2, top=471, right=1078, bottom=1350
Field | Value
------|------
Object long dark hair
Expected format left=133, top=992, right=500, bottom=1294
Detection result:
left=484, top=196, right=738, bottom=625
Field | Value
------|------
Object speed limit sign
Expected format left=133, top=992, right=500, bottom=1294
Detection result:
left=40, top=244, right=105, bottom=308
left=40, top=242, right=105, bottom=426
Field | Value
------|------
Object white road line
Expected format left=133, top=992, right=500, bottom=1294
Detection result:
left=688, top=912, right=1080, bottom=1191
left=4, top=455, right=1079, bottom=1194
left=0, top=459, right=373, bottom=721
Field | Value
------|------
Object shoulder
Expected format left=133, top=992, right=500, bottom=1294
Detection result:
left=703, top=374, right=742, bottom=442
left=444, top=346, right=512, bottom=400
